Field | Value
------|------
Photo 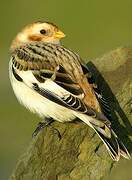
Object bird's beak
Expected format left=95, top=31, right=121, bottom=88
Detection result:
left=55, top=30, right=66, bottom=39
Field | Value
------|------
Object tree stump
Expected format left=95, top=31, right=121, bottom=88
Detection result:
left=10, top=47, right=132, bottom=180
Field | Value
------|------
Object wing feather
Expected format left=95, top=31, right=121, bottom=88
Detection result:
left=32, top=82, right=95, bottom=116
left=80, top=63, right=112, bottom=120
left=33, top=65, right=84, bottom=97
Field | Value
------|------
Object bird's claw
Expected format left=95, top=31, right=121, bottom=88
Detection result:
left=32, top=118, right=54, bottom=137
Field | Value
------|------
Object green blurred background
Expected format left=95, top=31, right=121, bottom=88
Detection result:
left=0, top=0, right=132, bottom=179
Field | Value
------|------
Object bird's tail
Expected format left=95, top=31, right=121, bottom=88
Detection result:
left=93, top=127, right=130, bottom=161
left=79, top=115, right=131, bottom=161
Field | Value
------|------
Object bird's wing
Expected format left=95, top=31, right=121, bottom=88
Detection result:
left=11, top=43, right=111, bottom=127
left=12, top=63, right=95, bottom=117
left=80, top=63, right=112, bottom=120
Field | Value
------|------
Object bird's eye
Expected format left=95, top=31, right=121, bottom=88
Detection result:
left=40, top=29, right=47, bottom=35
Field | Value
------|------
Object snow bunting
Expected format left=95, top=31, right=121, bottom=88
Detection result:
left=9, top=21, right=130, bottom=161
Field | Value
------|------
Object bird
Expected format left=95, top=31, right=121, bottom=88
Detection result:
left=9, top=21, right=130, bottom=161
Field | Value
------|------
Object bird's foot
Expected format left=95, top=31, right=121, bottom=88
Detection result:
left=32, top=117, right=54, bottom=137
left=52, top=127, right=62, bottom=140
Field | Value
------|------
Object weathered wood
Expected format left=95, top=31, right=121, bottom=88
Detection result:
left=10, top=47, right=132, bottom=180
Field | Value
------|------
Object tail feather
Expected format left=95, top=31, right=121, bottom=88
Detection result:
left=118, top=140, right=131, bottom=159
left=79, top=116, right=131, bottom=161
left=93, top=126, right=130, bottom=161
left=95, top=128, right=120, bottom=161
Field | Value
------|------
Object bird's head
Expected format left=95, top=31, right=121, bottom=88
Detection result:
left=11, top=21, right=65, bottom=50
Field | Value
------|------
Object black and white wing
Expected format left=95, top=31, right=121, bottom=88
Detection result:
left=80, top=63, right=112, bottom=120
